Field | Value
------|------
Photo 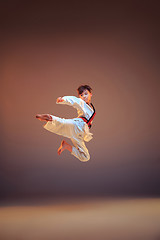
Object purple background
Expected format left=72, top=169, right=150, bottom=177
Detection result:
left=1, top=1, right=160, bottom=201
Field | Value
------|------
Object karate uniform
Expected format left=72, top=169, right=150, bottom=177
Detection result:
left=43, top=96, right=96, bottom=162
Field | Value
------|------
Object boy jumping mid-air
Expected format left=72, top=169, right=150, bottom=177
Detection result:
left=36, top=85, right=96, bottom=162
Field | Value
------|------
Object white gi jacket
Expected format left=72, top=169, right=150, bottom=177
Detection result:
left=43, top=96, right=95, bottom=162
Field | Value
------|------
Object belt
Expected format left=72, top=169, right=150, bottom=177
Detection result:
left=78, top=103, right=96, bottom=129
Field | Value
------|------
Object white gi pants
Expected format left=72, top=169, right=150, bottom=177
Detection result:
left=43, top=115, right=90, bottom=162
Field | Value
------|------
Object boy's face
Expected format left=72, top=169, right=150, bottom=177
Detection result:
left=79, top=89, right=92, bottom=104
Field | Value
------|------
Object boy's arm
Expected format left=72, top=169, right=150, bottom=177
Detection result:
left=56, top=96, right=85, bottom=111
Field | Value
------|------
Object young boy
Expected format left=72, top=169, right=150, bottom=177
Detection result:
left=36, top=85, right=96, bottom=162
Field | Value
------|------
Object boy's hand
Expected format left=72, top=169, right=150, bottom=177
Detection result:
left=56, top=97, right=64, bottom=103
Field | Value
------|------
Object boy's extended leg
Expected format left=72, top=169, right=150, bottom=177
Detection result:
left=36, top=114, right=52, bottom=121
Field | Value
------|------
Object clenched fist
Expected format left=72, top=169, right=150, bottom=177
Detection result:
left=56, top=97, right=64, bottom=103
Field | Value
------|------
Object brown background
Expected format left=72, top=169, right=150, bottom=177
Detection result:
left=1, top=1, right=160, bottom=201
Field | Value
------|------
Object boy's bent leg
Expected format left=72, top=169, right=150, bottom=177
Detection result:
left=36, top=114, right=52, bottom=121
left=57, top=138, right=90, bottom=162
left=71, top=138, right=90, bottom=162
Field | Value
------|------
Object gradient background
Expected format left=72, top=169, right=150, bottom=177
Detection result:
left=0, top=1, right=160, bottom=239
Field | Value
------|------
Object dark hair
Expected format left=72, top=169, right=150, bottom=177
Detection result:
left=77, top=85, right=92, bottom=95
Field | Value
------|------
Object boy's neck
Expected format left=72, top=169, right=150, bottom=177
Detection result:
left=86, top=101, right=92, bottom=106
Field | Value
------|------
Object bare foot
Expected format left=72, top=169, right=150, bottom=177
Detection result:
left=36, top=114, right=52, bottom=121
left=36, top=114, right=42, bottom=120
left=57, top=140, right=72, bottom=156
left=57, top=140, right=66, bottom=155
